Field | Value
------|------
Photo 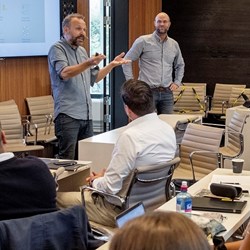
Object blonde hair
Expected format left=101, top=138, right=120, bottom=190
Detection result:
left=110, top=211, right=210, bottom=250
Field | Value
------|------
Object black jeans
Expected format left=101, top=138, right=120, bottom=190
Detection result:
left=55, top=114, right=93, bottom=160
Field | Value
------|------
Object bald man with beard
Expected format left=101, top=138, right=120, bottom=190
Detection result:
left=122, top=12, right=185, bottom=114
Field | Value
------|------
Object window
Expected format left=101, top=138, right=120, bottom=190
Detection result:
left=89, top=0, right=111, bottom=132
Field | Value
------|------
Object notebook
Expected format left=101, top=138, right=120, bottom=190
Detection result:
left=115, top=202, right=145, bottom=228
left=192, top=197, right=247, bottom=214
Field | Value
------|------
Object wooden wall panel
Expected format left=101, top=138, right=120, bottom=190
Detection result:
left=129, top=0, right=162, bottom=46
left=163, top=0, right=250, bottom=95
left=128, top=0, right=162, bottom=78
left=78, top=0, right=89, bottom=52
left=0, top=57, right=51, bottom=114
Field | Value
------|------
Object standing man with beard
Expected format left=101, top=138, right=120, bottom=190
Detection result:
left=122, top=12, right=185, bottom=114
left=48, top=13, right=130, bottom=160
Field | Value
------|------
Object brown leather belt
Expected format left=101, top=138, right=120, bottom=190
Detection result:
left=151, top=86, right=169, bottom=92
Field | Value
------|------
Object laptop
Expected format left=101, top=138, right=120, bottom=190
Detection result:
left=115, top=202, right=145, bottom=228
left=91, top=202, right=145, bottom=241
left=192, top=197, right=247, bottom=214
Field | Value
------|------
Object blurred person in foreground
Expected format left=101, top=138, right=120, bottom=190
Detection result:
left=0, top=125, right=57, bottom=220
left=110, top=211, right=210, bottom=250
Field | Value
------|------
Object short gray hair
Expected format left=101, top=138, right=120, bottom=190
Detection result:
left=62, top=13, right=85, bottom=29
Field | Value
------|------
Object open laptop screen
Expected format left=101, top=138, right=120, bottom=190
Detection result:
left=115, top=202, right=145, bottom=228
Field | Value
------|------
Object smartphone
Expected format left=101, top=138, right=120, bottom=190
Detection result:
left=53, top=161, right=77, bottom=166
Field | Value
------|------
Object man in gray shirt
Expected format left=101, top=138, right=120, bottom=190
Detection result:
left=122, top=12, right=185, bottom=114
left=48, top=13, right=130, bottom=160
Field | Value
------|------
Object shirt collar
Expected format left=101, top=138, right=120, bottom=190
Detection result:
left=153, top=31, right=168, bottom=43
left=127, top=113, right=158, bottom=128
left=0, top=152, right=15, bottom=162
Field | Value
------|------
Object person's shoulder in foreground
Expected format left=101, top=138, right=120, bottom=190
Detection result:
left=110, top=211, right=211, bottom=250
left=0, top=127, right=57, bottom=220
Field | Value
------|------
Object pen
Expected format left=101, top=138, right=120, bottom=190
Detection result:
left=221, top=198, right=233, bottom=201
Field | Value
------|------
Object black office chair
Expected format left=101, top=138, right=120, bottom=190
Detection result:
left=80, top=157, right=180, bottom=237
left=81, top=157, right=180, bottom=212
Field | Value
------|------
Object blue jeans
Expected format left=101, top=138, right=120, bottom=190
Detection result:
left=55, top=114, right=93, bottom=160
left=152, top=89, right=174, bottom=114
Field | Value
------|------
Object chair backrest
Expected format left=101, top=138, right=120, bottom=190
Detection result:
left=180, top=123, right=224, bottom=176
left=221, top=111, right=249, bottom=159
left=173, top=85, right=206, bottom=115
left=174, top=116, right=200, bottom=145
left=25, top=95, right=54, bottom=135
left=210, top=83, right=246, bottom=113
left=0, top=205, right=103, bottom=250
left=229, top=88, right=250, bottom=107
left=121, top=157, right=180, bottom=211
left=0, top=101, right=44, bottom=153
left=0, top=99, right=17, bottom=106
left=0, top=102, right=23, bottom=144
left=182, top=82, right=207, bottom=92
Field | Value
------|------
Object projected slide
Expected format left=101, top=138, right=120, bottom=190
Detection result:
left=0, top=0, right=45, bottom=43
left=0, top=0, right=60, bottom=57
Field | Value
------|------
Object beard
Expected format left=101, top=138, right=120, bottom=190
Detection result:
left=156, top=27, right=168, bottom=35
left=70, top=35, right=85, bottom=47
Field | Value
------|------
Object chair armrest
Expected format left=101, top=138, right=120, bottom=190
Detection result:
left=42, top=114, right=53, bottom=135
left=189, top=150, right=222, bottom=182
left=136, top=172, right=173, bottom=183
left=221, top=101, right=230, bottom=113
left=175, top=116, right=200, bottom=131
left=221, top=131, right=244, bottom=159
left=80, top=185, right=125, bottom=207
left=52, top=167, right=65, bottom=191
left=22, top=116, right=38, bottom=145
left=201, top=122, right=226, bottom=129
left=204, top=95, right=212, bottom=112
left=23, top=114, right=54, bottom=135
left=224, top=130, right=244, bottom=144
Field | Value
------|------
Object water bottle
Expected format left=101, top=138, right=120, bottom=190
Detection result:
left=176, top=181, right=192, bottom=216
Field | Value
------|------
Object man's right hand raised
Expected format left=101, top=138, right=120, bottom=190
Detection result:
left=87, top=53, right=106, bottom=67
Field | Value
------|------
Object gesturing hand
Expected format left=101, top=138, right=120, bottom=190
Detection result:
left=111, top=52, right=131, bottom=67
left=88, top=53, right=106, bottom=67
